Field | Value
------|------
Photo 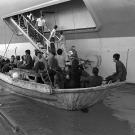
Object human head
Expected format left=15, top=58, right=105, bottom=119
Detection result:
left=113, top=53, right=120, bottom=62
left=54, top=25, right=58, bottom=29
left=37, top=51, right=43, bottom=59
left=92, top=67, right=99, bottom=76
left=60, top=31, right=63, bottom=35
left=16, top=55, right=20, bottom=61
left=71, top=45, right=76, bottom=50
left=35, top=49, right=40, bottom=56
left=11, top=55, right=15, bottom=63
left=57, top=49, right=63, bottom=55
left=25, top=49, right=30, bottom=55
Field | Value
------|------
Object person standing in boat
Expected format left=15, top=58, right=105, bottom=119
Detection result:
left=67, top=56, right=82, bottom=88
left=56, top=49, right=66, bottom=71
left=2, top=55, right=16, bottom=73
left=48, top=50, right=58, bottom=85
left=33, top=49, right=47, bottom=69
left=58, top=31, right=68, bottom=61
left=105, top=53, right=127, bottom=83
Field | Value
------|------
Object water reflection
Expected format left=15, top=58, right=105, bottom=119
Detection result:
left=104, top=84, right=135, bottom=135
left=0, top=84, right=130, bottom=135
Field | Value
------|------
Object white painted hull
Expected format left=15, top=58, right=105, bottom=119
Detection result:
left=0, top=72, right=125, bottom=110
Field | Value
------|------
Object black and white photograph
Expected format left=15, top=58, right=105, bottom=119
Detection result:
left=0, top=0, right=134, bottom=134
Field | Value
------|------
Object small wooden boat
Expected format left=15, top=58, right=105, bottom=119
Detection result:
left=0, top=69, right=125, bottom=110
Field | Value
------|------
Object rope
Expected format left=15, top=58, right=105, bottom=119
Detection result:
left=126, top=49, right=129, bottom=70
left=3, top=32, right=14, bottom=57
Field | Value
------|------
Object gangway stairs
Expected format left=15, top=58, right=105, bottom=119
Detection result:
left=9, top=15, right=50, bottom=54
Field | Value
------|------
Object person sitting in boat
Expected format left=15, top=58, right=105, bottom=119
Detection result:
left=2, top=55, right=16, bottom=73
left=17, top=55, right=26, bottom=68
left=0, top=58, right=6, bottom=72
left=14, top=55, right=21, bottom=68
left=105, top=53, right=127, bottom=83
left=19, top=50, right=33, bottom=69
left=83, top=67, right=103, bottom=87
left=56, top=49, right=66, bottom=71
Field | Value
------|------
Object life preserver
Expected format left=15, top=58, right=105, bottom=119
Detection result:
left=85, top=54, right=102, bottom=68
left=83, top=54, right=102, bottom=76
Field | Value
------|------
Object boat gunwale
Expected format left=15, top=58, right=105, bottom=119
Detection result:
left=0, top=72, right=126, bottom=94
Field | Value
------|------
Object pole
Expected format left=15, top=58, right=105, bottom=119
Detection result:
left=3, top=32, right=14, bottom=57
left=126, top=49, right=130, bottom=70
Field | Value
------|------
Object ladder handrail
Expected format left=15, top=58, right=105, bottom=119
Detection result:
left=21, top=15, right=50, bottom=45
left=22, top=15, right=60, bottom=42
left=10, top=17, right=44, bottom=53
left=47, top=28, right=60, bottom=40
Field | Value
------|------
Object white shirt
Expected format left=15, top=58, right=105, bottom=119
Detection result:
left=49, top=29, right=56, bottom=39
left=27, top=13, right=32, bottom=20
left=59, top=35, right=65, bottom=44
left=56, top=54, right=66, bottom=69
left=37, top=18, right=46, bottom=27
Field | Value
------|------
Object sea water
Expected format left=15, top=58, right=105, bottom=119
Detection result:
left=0, top=84, right=131, bottom=135
left=104, top=84, right=135, bottom=135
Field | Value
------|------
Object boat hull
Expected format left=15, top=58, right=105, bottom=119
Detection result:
left=0, top=72, right=125, bottom=110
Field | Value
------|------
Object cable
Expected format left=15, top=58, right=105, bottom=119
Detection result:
left=3, top=32, right=14, bottom=58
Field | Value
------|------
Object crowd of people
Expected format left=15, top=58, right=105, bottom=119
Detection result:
left=0, top=45, right=104, bottom=89
left=0, top=44, right=127, bottom=89
left=7, top=11, right=127, bottom=89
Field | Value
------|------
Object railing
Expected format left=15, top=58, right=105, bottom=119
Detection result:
left=21, top=15, right=50, bottom=51
left=11, top=14, right=63, bottom=54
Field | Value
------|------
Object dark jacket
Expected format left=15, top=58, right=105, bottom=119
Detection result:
left=113, top=60, right=127, bottom=81
left=88, top=75, right=103, bottom=87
